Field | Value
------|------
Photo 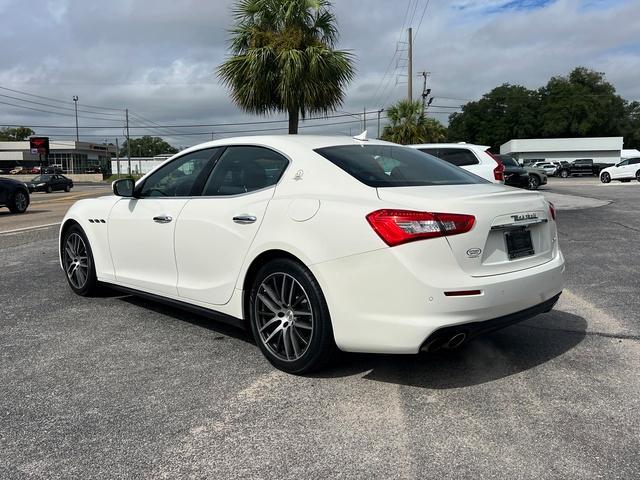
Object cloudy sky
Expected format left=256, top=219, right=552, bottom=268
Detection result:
left=0, top=0, right=638, bottom=147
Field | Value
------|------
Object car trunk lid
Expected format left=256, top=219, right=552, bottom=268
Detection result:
left=376, top=184, right=555, bottom=277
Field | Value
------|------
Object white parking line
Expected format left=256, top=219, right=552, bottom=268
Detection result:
left=0, top=222, right=61, bottom=235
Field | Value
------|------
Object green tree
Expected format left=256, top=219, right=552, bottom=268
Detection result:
left=119, top=136, right=178, bottom=157
left=621, top=101, right=640, bottom=149
left=218, top=0, right=355, bottom=134
left=539, top=67, right=626, bottom=138
left=381, top=99, right=447, bottom=144
left=0, top=126, right=35, bottom=141
left=447, top=84, right=539, bottom=150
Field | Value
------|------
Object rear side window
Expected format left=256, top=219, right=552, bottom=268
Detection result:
left=419, top=147, right=479, bottom=167
left=202, top=146, right=289, bottom=196
left=315, top=145, right=485, bottom=187
left=629, top=158, right=640, bottom=165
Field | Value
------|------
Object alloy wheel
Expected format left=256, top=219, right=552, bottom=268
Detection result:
left=254, top=272, right=313, bottom=362
left=601, top=172, right=611, bottom=183
left=14, top=192, right=27, bottom=212
left=528, top=176, right=539, bottom=190
left=63, top=233, right=90, bottom=289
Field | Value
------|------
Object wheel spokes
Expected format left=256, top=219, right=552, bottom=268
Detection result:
left=255, top=272, right=314, bottom=362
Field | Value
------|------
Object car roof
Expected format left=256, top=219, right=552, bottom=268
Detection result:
left=176, top=134, right=398, bottom=157
left=408, top=143, right=491, bottom=151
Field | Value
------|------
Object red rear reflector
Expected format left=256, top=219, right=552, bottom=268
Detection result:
left=548, top=202, right=556, bottom=220
left=366, top=209, right=475, bottom=247
left=444, top=290, right=482, bottom=297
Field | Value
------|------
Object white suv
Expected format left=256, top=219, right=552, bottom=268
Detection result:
left=600, top=158, right=640, bottom=183
left=408, top=143, right=504, bottom=183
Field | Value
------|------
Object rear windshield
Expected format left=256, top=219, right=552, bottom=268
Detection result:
left=314, top=145, right=486, bottom=187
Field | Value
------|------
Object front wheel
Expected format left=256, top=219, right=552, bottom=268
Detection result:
left=64, top=184, right=70, bottom=192
left=248, top=258, right=338, bottom=374
left=601, top=172, right=611, bottom=183
left=62, top=225, right=98, bottom=296
left=559, top=170, right=569, bottom=178
left=8, top=190, right=29, bottom=213
left=527, top=175, right=540, bottom=190
left=46, top=185, right=52, bottom=193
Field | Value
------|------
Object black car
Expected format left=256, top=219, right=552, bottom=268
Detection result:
left=0, top=177, right=30, bottom=213
left=495, top=155, right=530, bottom=189
left=26, top=174, right=74, bottom=193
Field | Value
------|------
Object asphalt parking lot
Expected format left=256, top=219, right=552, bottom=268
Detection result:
left=1, top=178, right=639, bottom=479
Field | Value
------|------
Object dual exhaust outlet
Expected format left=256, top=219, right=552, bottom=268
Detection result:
left=421, top=332, right=467, bottom=353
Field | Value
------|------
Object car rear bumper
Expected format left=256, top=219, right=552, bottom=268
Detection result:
left=312, top=243, right=565, bottom=354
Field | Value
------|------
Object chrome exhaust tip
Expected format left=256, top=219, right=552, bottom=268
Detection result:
left=445, top=332, right=466, bottom=349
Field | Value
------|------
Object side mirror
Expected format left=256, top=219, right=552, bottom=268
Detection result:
left=113, top=178, right=135, bottom=197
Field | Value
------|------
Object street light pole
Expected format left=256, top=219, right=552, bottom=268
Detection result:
left=72, top=96, right=79, bottom=142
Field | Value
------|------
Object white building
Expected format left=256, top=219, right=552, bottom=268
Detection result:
left=499, top=137, right=623, bottom=165
left=111, top=154, right=173, bottom=175
left=621, top=148, right=640, bottom=160
left=0, top=140, right=115, bottom=173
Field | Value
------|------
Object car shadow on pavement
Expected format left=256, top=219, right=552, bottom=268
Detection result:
left=117, top=293, right=253, bottom=344
left=318, top=311, right=587, bottom=389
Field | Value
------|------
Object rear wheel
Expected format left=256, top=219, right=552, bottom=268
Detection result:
left=527, top=175, right=540, bottom=190
left=636, top=171, right=640, bottom=182
left=248, top=258, right=338, bottom=374
left=62, top=225, right=98, bottom=296
left=559, top=169, right=569, bottom=178
left=8, top=190, right=29, bottom=213
left=601, top=172, right=611, bottom=183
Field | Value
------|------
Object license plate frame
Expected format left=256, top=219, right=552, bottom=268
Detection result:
left=505, top=228, right=535, bottom=260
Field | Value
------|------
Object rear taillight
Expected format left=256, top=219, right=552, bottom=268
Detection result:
left=366, top=209, right=475, bottom=247
left=493, top=158, right=504, bottom=182
left=491, top=155, right=504, bottom=181
left=549, top=202, right=556, bottom=221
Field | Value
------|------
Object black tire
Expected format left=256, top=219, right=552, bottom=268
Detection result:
left=64, top=184, right=70, bottom=192
left=46, top=185, right=52, bottom=193
left=601, top=172, right=611, bottom=183
left=61, top=224, right=99, bottom=296
left=248, top=258, right=338, bottom=374
left=559, top=169, right=569, bottom=178
left=8, top=189, right=29, bottom=213
left=527, top=175, right=540, bottom=190
left=636, top=170, right=640, bottom=182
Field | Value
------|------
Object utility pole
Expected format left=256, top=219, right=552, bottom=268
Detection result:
left=125, top=108, right=132, bottom=176
left=363, top=107, right=367, bottom=132
left=419, top=71, right=431, bottom=116
left=72, top=96, right=79, bottom=142
left=377, top=109, right=384, bottom=139
left=407, top=28, right=413, bottom=102
left=115, top=138, right=120, bottom=179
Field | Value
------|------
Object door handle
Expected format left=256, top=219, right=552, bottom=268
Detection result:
left=233, top=215, right=257, bottom=224
left=153, top=215, right=173, bottom=224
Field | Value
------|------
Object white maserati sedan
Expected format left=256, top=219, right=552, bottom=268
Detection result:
left=59, top=135, right=564, bottom=374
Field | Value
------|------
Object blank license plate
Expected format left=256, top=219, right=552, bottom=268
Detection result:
left=505, top=229, right=534, bottom=260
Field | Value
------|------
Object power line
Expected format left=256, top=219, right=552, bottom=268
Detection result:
left=0, top=99, right=123, bottom=122
left=0, top=85, right=123, bottom=113
left=413, top=0, right=432, bottom=41
left=0, top=92, right=122, bottom=119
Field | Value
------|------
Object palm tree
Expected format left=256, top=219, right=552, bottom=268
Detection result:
left=218, top=0, right=355, bottom=134
left=381, top=99, right=447, bottom=144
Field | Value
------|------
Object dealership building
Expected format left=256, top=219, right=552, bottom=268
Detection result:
left=499, top=137, right=624, bottom=165
left=0, top=140, right=116, bottom=173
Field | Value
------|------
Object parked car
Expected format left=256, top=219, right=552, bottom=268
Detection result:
left=26, top=174, right=73, bottom=193
left=0, top=177, right=30, bottom=213
left=556, top=158, right=614, bottom=178
left=42, top=166, right=63, bottom=174
left=407, top=143, right=504, bottom=183
left=9, top=166, right=24, bottom=174
left=530, top=162, right=558, bottom=176
left=59, top=136, right=564, bottom=374
left=497, top=155, right=547, bottom=190
left=600, top=158, right=640, bottom=183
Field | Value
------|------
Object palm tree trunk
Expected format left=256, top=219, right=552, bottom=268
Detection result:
left=288, top=108, right=299, bottom=134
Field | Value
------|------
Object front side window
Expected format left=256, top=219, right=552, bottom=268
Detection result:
left=202, top=146, right=289, bottom=196
left=315, top=144, right=485, bottom=187
left=618, top=160, right=629, bottom=166
left=138, top=149, right=218, bottom=198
